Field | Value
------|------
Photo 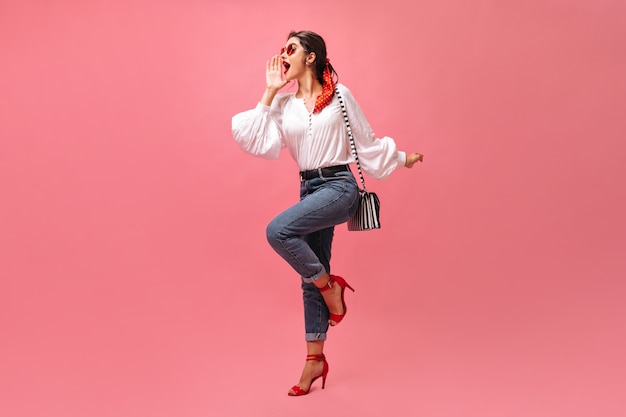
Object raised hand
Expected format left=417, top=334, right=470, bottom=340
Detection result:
left=266, top=55, right=288, bottom=91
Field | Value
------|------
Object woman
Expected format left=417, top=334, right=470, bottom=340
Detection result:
left=231, top=30, right=423, bottom=396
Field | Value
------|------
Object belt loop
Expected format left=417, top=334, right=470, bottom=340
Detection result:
left=317, top=168, right=323, bottom=178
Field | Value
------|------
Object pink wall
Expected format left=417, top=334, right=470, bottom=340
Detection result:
left=1, top=1, right=625, bottom=416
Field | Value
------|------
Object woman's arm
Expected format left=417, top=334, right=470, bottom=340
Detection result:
left=339, top=85, right=422, bottom=178
left=231, top=55, right=291, bottom=159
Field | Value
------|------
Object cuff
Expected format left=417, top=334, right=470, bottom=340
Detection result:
left=397, top=151, right=407, bottom=168
left=256, top=102, right=271, bottom=112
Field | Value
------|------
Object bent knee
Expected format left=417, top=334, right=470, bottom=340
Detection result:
left=266, top=218, right=298, bottom=246
left=265, top=220, right=282, bottom=245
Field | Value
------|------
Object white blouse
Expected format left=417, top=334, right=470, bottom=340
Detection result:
left=231, top=83, right=406, bottom=179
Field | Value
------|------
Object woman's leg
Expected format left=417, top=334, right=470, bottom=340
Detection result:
left=268, top=174, right=358, bottom=394
left=301, top=227, right=334, bottom=341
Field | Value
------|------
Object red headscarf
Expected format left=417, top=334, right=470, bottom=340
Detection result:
left=312, top=60, right=335, bottom=114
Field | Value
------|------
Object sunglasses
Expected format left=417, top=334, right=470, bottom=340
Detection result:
left=280, top=43, right=298, bottom=56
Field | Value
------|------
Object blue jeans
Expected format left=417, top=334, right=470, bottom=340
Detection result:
left=266, top=170, right=360, bottom=341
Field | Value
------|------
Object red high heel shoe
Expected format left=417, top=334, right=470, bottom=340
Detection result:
left=288, top=354, right=329, bottom=396
left=318, top=274, right=355, bottom=326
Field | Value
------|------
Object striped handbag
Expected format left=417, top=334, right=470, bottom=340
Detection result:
left=335, top=86, right=382, bottom=231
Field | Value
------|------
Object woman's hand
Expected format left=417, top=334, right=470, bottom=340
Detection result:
left=405, top=152, right=424, bottom=168
left=266, top=55, right=288, bottom=91
left=260, top=55, right=289, bottom=106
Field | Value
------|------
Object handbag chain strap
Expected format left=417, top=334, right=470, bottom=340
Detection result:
left=335, top=86, right=367, bottom=192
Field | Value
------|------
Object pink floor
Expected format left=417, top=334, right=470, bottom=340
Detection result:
left=2, top=1, right=625, bottom=416
left=3, top=252, right=625, bottom=416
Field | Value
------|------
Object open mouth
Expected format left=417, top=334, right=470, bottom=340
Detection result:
left=283, top=62, right=290, bottom=74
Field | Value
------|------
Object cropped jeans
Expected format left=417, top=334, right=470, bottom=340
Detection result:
left=266, top=169, right=360, bottom=342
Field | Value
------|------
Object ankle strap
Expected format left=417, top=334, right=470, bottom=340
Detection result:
left=306, top=354, right=326, bottom=361
left=317, top=276, right=336, bottom=293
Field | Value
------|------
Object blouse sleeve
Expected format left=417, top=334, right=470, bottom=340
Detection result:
left=231, top=102, right=284, bottom=160
left=339, top=85, right=406, bottom=179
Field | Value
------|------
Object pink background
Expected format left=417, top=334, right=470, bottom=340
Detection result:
left=2, top=1, right=625, bottom=416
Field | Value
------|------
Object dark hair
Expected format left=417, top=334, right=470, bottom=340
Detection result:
left=288, top=30, right=338, bottom=85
